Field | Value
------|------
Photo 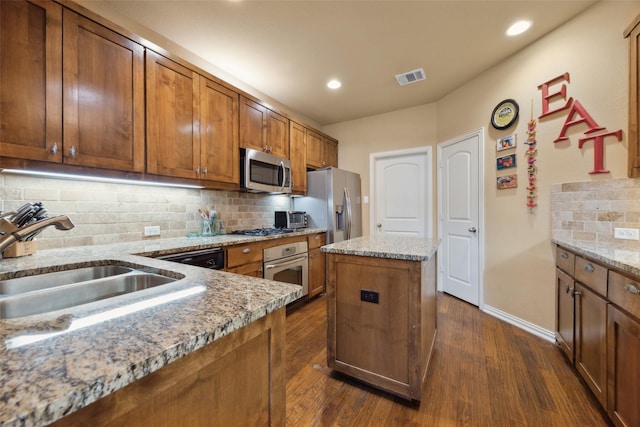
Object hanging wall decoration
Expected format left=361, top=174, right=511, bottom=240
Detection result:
left=525, top=103, right=538, bottom=212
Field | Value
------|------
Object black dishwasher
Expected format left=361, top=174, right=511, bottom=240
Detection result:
left=156, top=247, right=224, bottom=270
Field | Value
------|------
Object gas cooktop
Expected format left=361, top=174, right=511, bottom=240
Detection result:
left=230, top=228, right=295, bottom=236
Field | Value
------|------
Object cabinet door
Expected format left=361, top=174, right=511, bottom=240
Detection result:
left=239, top=96, right=267, bottom=152
left=146, top=50, right=200, bottom=179
left=289, top=121, right=307, bottom=194
left=0, top=0, right=62, bottom=163
left=627, top=17, right=640, bottom=177
left=62, top=10, right=144, bottom=172
left=308, top=247, right=325, bottom=298
left=324, top=138, right=338, bottom=167
left=266, top=110, right=289, bottom=158
left=556, top=268, right=575, bottom=362
left=306, top=130, right=324, bottom=168
left=575, top=282, right=608, bottom=408
left=200, top=78, right=239, bottom=184
left=608, top=305, right=640, bottom=427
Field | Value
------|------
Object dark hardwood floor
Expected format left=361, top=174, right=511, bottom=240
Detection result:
left=285, top=292, right=610, bottom=426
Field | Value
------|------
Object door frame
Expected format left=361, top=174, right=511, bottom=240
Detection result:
left=369, top=146, right=433, bottom=238
left=437, top=128, right=485, bottom=309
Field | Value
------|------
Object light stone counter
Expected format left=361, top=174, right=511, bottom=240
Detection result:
left=552, top=238, right=640, bottom=278
left=0, top=228, right=324, bottom=427
left=321, top=235, right=439, bottom=261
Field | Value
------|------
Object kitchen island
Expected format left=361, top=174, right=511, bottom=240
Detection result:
left=0, top=229, right=323, bottom=427
left=321, top=235, right=439, bottom=401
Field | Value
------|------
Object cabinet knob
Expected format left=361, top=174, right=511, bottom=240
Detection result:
left=195, top=167, right=200, bottom=175
left=377, top=223, right=382, bottom=228
left=561, top=252, right=569, bottom=259
left=625, top=283, right=640, bottom=295
left=242, top=248, right=251, bottom=254
left=203, top=168, right=208, bottom=176
left=584, top=263, right=595, bottom=273
left=69, top=146, right=76, bottom=158
left=468, top=227, right=477, bottom=233
left=51, top=143, right=58, bottom=154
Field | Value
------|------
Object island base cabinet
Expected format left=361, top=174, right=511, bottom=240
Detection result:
left=607, top=305, right=640, bottom=427
left=51, top=309, right=286, bottom=427
left=326, top=253, right=437, bottom=401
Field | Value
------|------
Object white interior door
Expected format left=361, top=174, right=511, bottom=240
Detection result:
left=370, top=147, right=432, bottom=237
left=438, top=130, right=482, bottom=306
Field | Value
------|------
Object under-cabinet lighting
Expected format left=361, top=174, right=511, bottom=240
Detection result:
left=1, top=169, right=205, bottom=189
left=4, top=285, right=206, bottom=349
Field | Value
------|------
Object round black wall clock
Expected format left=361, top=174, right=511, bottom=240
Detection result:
left=491, top=99, right=519, bottom=130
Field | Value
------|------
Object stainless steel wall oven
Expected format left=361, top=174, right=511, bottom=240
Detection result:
left=263, top=240, right=308, bottom=301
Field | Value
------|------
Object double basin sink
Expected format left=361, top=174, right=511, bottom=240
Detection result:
left=0, top=264, right=183, bottom=319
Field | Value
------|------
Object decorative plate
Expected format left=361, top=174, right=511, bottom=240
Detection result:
left=491, top=99, right=519, bottom=130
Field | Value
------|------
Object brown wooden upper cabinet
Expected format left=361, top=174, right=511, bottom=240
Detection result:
left=0, top=1, right=145, bottom=172
left=200, top=78, right=240, bottom=185
left=146, top=50, right=201, bottom=179
left=239, top=96, right=289, bottom=159
left=626, top=15, right=640, bottom=178
left=289, top=121, right=307, bottom=194
left=306, top=129, right=338, bottom=169
left=147, top=50, right=240, bottom=184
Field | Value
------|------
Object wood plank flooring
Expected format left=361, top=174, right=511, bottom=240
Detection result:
left=285, top=292, right=610, bottom=426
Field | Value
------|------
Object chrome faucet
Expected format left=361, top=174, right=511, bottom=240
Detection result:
left=0, top=216, right=75, bottom=252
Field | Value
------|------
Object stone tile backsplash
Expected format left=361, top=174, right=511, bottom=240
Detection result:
left=0, top=174, right=290, bottom=250
left=551, top=177, right=640, bottom=248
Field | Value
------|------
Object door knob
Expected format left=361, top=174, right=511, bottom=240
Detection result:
left=468, top=227, right=477, bottom=233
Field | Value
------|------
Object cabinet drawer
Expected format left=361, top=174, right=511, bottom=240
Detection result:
left=609, top=270, right=640, bottom=320
left=556, top=246, right=575, bottom=276
left=575, top=256, right=607, bottom=297
left=308, top=233, right=325, bottom=249
left=227, top=242, right=265, bottom=268
left=227, top=261, right=264, bottom=278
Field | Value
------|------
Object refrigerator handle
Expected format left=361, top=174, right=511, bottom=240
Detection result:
left=344, top=187, right=352, bottom=240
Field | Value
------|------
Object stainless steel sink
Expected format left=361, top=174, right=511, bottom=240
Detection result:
left=0, top=265, right=183, bottom=319
left=0, top=265, right=134, bottom=295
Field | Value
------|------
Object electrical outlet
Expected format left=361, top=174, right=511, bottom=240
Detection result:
left=360, top=289, right=379, bottom=304
left=144, top=226, right=160, bottom=237
left=614, top=227, right=640, bottom=240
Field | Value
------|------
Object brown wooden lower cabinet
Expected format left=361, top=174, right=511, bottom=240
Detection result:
left=574, top=282, right=608, bottom=408
left=326, top=252, right=437, bottom=401
left=51, top=308, right=285, bottom=427
left=607, top=305, right=640, bottom=427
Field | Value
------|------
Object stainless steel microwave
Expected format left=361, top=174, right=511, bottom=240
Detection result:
left=240, top=148, right=292, bottom=194
left=275, top=211, right=307, bottom=229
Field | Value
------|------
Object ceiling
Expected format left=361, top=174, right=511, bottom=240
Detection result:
left=85, top=0, right=598, bottom=126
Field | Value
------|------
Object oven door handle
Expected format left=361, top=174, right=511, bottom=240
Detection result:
left=264, top=254, right=308, bottom=270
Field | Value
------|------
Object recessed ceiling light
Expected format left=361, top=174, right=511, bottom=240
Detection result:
left=506, top=20, right=532, bottom=37
left=327, top=79, right=342, bottom=89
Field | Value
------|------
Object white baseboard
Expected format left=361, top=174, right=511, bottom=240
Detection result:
left=482, top=304, right=556, bottom=343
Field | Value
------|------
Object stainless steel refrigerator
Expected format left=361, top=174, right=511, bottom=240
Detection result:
left=294, top=167, right=362, bottom=243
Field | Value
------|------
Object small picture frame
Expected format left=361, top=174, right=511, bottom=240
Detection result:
left=497, top=134, right=516, bottom=152
left=497, top=153, right=516, bottom=170
left=497, top=174, right=517, bottom=189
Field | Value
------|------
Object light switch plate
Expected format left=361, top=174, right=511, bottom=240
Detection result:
left=144, top=226, right=160, bottom=237
left=614, top=227, right=640, bottom=240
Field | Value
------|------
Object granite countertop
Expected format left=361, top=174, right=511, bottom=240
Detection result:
left=552, top=238, right=640, bottom=278
left=0, top=228, right=325, bottom=427
left=321, top=235, right=440, bottom=261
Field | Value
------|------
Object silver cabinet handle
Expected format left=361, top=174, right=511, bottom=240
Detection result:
left=584, top=264, right=595, bottom=273
left=625, top=283, right=640, bottom=295
left=195, top=166, right=200, bottom=175
left=203, top=168, right=208, bottom=176
left=69, top=146, right=76, bottom=158
left=242, top=248, right=251, bottom=254
left=51, top=143, right=58, bottom=154
left=468, top=227, right=477, bottom=233
left=565, top=284, right=571, bottom=294
left=561, top=252, right=569, bottom=259
left=573, top=290, right=582, bottom=297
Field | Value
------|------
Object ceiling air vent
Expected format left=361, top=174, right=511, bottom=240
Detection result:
left=395, top=68, right=426, bottom=86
